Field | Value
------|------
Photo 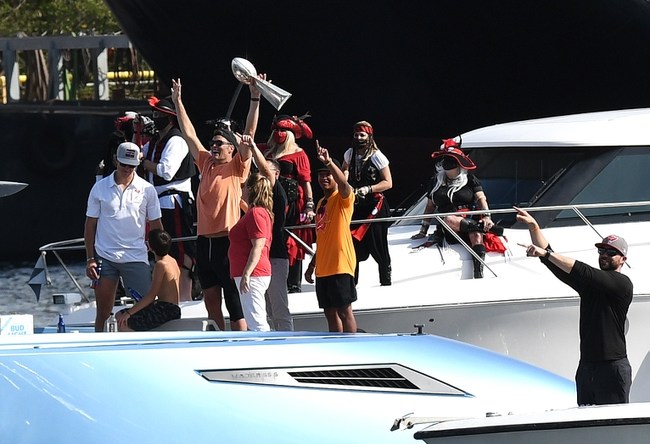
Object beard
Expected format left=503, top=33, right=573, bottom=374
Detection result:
left=599, top=258, right=618, bottom=271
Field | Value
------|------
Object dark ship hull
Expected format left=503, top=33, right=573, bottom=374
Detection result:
left=0, top=102, right=148, bottom=262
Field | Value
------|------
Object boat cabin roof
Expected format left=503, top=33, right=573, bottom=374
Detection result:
left=462, top=108, right=650, bottom=148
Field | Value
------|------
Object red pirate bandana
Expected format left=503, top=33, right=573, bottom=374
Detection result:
left=353, top=123, right=373, bottom=135
left=431, top=136, right=477, bottom=170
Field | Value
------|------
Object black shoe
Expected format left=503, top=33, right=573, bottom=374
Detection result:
left=288, top=285, right=302, bottom=294
left=429, top=229, right=444, bottom=245
left=379, top=265, right=392, bottom=286
left=472, top=244, right=486, bottom=279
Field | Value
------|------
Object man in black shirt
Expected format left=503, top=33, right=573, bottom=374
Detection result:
left=515, top=207, right=633, bottom=405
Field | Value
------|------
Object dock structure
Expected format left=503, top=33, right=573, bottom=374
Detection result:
left=0, top=34, right=149, bottom=103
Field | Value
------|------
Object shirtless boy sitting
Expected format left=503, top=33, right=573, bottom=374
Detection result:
left=116, top=229, right=181, bottom=331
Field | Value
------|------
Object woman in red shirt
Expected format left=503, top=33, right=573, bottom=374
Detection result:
left=228, top=172, right=274, bottom=331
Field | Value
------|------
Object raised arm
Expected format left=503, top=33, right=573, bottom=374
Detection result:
left=316, top=141, right=352, bottom=198
left=243, top=74, right=264, bottom=137
left=515, top=206, right=549, bottom=249
left=515, top=206, right=575, bottom=274
left=171, top=78, right=207, bottom=160
left=241, top=134, right=275, bottom=186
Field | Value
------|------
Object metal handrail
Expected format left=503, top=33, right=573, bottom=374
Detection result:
left=286, top=200, right=650, bottom=230
left=37, top=200, right=650, bottom=254
left=33, top=200, right=647, bottom=293
left=282, top=200, right=649, bottom=277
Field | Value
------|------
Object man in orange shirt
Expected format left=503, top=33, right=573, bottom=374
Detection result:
left=305, top=143, right=357, bottom=332
left=171, top=78, right=257, bottom=330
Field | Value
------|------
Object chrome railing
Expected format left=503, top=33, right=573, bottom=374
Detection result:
left=34, top=200, right=650, bottom=299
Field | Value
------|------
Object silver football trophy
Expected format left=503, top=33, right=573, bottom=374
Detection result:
left=231, top=57, right=291, bottom=110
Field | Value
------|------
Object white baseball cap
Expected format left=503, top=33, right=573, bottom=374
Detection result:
left=116, top=142, right=141, bottom=166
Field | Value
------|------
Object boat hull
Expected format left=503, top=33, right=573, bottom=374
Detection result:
left=0, top=332, right=575, bottom=443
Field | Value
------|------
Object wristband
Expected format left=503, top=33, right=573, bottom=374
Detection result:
left=543, top=249, right=551, bottom=259
left=251, top=97, right=260, bottom=102
left=86, top=257, right=95, bottom=263
left=324, top=160, right=332, bottom=166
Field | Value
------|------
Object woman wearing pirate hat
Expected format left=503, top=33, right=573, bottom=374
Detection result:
left=413, top=136, right=502, bottom=278
left=262, top=114, right=316, bottom=293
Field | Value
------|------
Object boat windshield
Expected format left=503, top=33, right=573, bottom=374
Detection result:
left=552, top=147, right=650, bottom=224
left=398, top=146, right=596, bottom=227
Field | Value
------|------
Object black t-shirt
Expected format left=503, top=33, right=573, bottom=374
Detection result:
left=542, top=257, right=633, bottom=361
left=429, top=174, right=483, bottom=213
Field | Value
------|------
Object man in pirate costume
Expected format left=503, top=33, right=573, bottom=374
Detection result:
left=413, top=137, right=503, bottom=279
left=139, top=96, right=197, bottom=301
left=342, top=121, right=393, bottom=286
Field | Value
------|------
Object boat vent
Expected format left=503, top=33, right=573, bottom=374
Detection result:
left=288, top=366, right=418, bottom=389
left=198, top=364, right=468, bottom=395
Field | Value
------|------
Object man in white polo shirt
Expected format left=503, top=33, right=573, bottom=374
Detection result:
left=84, top=142, right=163, bottom=332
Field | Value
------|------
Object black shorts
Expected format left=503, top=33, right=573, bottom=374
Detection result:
left=575, top=357, right=632, bottom=405
left=315, top=274, right=357, bottom=309
left=125, top=301, right=181, bottom=331
left=195, top=235, right=244, bottom=321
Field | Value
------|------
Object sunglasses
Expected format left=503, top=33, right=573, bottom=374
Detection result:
left=119, top=162, right=136, bottom=169
left=210, top=140, right=232, bottom=148
left=441, top=157, right=459, bottom=170
left=597, top=248, right=621, bottom=257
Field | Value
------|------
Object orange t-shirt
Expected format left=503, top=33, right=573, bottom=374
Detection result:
left=314, top=189, right=356, bottom=277
left=195, top=151, right=251, bottom=236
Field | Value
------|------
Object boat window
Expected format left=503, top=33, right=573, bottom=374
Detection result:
left=471, top=147, right=591, bottom=211
left=555, top=148, right=650, bottom=221
left=398, top=147, right=592, bottom=227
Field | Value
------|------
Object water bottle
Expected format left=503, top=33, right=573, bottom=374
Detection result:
left=128, top=287, right=143, bottom=302
left=106, top=313, right=117, bottom=332
left=90, top=259, right=103, bottom=289
left=57, top=314, right=66, bottom=333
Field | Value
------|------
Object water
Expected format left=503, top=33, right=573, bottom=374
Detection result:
left=0, top=261, right=89, bottom=328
